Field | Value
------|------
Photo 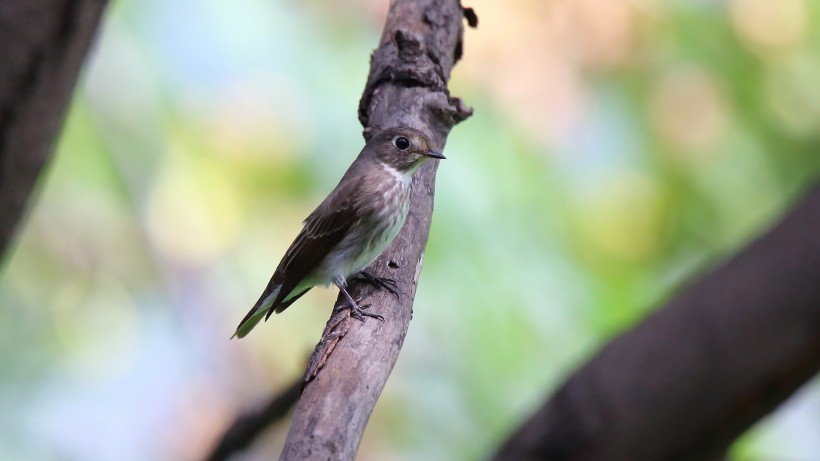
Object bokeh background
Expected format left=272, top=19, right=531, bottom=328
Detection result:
left=2, top=0, right=820, bottom=460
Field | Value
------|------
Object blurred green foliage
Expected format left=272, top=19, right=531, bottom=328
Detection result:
left=1, top=0, right=819, bottom=460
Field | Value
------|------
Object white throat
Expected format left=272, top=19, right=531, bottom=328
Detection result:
left=381, top=162, right=414, bottom=185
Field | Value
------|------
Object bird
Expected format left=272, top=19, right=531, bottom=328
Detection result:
left=233, top=127, right=445, bottom=338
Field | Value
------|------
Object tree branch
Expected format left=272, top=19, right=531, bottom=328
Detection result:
left=491, top=182, right=820, bottom=461
left=279, top=1, right=473, bottom=459
left=0, top=0, right=107, bottom=263
left=204, top=380, right=302, bottom=461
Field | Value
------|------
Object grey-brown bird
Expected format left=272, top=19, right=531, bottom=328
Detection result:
left=233, top=127, right=445, bottom=338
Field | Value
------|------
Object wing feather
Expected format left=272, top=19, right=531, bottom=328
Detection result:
left=234, top=158, right=367, bottom=336
left=271, top=173, right=362, bottom=310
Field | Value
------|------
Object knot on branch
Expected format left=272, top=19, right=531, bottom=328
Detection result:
left=358, top=28, right=449, bottom=127
left=395, top=29, right=424, bottom=60
left=463, top=7, right=479, bottom=28
left=431, top=95, right=473, bottom=126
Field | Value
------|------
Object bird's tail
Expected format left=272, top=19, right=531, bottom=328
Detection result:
left=232, top=286, right=280, bottom=339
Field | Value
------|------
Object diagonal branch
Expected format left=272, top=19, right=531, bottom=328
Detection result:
left=0, top=0, right=107, bottom=264
left=279, top=1, right=473, bottom=460
left=204, top=381, right=302, bottom=461
left=491, top=182, right=820, bottom=461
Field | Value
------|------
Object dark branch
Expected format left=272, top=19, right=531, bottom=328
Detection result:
left=203, top=381, right=301, bottom=461
left=491, top=182, right=820, bottom=461
left=0, top=0, right=107, bottom=264
left=279, top=1, right=473, bottom=460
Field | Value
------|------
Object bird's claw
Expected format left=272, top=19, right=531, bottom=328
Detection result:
left=334, top=299, right=384, bottom=322
left=350, top=307, right=385, bottom=323
left=353, top=271, right=400, bottom=298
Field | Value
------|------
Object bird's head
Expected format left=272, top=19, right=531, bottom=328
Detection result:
left=366, top=127, right=445, bottom=173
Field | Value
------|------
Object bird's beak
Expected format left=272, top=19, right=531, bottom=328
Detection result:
left=425, top=150, right=446, bottom=160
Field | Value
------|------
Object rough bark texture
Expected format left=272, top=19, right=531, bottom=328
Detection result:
left=0, top=0, right=107, bottom=262
left=279, top=1, right=472, bottom=460
left=492, top=182, right=820, bottom=461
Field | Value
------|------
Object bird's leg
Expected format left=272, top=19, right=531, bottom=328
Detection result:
left=351, top=270, right=400, bottom=298
left=334, top=283, right=385, bottom=322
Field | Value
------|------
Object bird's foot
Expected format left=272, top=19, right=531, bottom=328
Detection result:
left=349, top=302, right=385, bottom=322
left=336, top=283, right=386, bottom=322
left=352, top=271, right=400, bottom=298
left=333, top=298, right=384, bottom=322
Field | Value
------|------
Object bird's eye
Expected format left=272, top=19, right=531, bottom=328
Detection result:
left=393, top=136, right=411, bottom=151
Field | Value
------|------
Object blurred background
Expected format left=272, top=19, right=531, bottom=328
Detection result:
left=2, top=0, right=820, bottom=460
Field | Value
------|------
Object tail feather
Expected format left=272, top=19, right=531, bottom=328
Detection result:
left=232, top=286, right=280, bottom=339
left=266, top=287, right=311, bottom=319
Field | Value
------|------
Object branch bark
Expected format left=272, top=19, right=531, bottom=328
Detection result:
left=491, top=182, right=820, bottom=461
left=279, top=1, right=473, bottom=460
left=0, top=0, right=106, bottom=262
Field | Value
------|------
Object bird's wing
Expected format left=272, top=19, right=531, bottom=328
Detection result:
left=269, top=175, right=362, bottom=313
left=234, top=164, right=364, bottom=337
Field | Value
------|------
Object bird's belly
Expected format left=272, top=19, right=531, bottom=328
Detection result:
left=312, top=195, right=409, bottom=286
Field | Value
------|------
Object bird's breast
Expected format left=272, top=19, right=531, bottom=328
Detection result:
left=363, top=177, right=411, bottom=246
left=313, top=174, right=412, bottom=286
